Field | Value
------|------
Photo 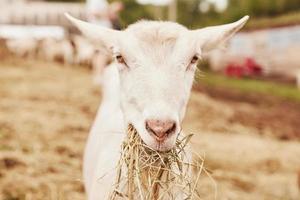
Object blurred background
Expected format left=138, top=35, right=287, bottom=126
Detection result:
left=0, top=0, right=300, bottom=199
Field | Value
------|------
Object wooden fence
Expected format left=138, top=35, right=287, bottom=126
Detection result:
left=208, top=25, right=300, bottom=77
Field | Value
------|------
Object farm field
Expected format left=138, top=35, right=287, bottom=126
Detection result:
left=0, top=58, right=300, bottom=200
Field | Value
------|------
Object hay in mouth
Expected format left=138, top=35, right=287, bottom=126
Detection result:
left=108, top=124, right=204, bottom=200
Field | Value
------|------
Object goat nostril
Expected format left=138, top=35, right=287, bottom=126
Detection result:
left=145, top=120, right=176, bottom=141
left=166, top=123, right=176, bottom=135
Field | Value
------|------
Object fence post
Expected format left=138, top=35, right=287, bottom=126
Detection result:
left=297, top=70, right=300, bottom=89
left=168, top=0, right=177, bottom=22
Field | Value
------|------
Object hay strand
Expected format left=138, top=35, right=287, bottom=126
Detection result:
left=109, top=125, right=204, bottom=200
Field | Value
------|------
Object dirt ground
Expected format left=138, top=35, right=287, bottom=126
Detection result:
left=193, top=84, right=300, bottom=140
left=0, top=58, right=300, bottom=200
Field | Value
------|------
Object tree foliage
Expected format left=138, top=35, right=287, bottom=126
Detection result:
left=46, top=0, right=300, bottom=28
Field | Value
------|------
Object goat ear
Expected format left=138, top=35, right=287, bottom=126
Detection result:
left=65, top=13, right=119, bottom=50
left=193, top=16, right=249, bottom=53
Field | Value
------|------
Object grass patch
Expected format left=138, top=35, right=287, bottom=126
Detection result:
left=245, top=11, right=300, bottom=30
left=196, top=72, right=300, bottom=102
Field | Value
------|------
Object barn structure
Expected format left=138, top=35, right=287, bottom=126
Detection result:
left=209, top=25, right=300, bottom=78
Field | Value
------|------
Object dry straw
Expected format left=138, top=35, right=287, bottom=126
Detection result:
left=108, top=124, right=204, bottom=200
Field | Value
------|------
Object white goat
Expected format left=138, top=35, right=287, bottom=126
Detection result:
left=72, top=35, right=95, bottom=66
left=6, top=38, right=38, bottom=58
left=66, top=14, right=249, bottom=199
left=40, top=38, right=74, bottom=64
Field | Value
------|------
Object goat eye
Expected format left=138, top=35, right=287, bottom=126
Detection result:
left=190, top=56, right=199, bottom=64
left=116, top=55, right=126, bottom=64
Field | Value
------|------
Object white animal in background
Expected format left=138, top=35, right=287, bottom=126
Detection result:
left=40, top=38, right=74, bottom=64
left=40, top=38, right=61, bottom=62
left=66, top=13, right=249, bottom=199
left=72, top=35, right=95, bottom=66
left=6, top=38, right=38, bottom=58
left=60, top=38, right=74, bottom=64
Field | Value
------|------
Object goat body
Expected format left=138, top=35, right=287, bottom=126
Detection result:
left=83, top=63, right=125, bottom=199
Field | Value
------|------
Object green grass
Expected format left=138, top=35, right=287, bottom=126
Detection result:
left=196, top=72, right=300, bottom=102
left=245, top=11, right=300, bottom=30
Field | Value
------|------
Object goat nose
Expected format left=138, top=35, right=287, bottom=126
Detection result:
left=145, top=119, right=176, bottom=142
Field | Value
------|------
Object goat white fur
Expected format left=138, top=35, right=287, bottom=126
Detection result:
left=66, top=14, right=249, bottom=199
